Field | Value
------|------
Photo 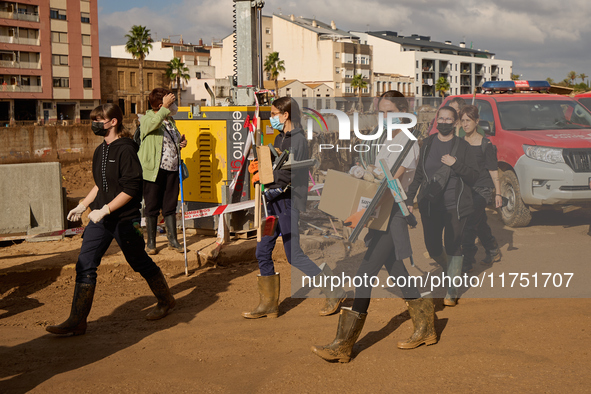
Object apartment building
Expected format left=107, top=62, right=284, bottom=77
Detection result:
left=353, top=31, right=512, bottom=104
left=0, top=0, right=100, bottom=125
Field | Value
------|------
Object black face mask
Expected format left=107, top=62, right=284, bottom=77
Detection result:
left=437, top=122, right=455, bottom=136
left=91, top=121, right=108, bottom=136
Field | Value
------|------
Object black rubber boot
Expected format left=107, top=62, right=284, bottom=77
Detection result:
left=317, top=263, right=347, bottom=316
left=145, top=269, right=176, bottom=320
left=164, top=215, right=183, bottom=253
left=46, top=283, right=96, bottom=336
left=311, top=307, right=367, bottom=363
left=397, top=296, right=438, bottom=349
left=242, top=273, right=280, bottom=319
left=145, top=216, right=158, bottom=255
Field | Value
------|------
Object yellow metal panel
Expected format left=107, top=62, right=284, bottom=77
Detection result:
left=177, top=119, right=227, bottom=204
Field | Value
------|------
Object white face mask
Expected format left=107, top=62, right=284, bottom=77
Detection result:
left=169, top=103, right=178, bottom=116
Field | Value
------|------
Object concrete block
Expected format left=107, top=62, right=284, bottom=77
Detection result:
left=0, top=162, right=65, bottom=240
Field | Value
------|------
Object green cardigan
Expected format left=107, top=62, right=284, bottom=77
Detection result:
left=137, top=107, right=181, bottom=182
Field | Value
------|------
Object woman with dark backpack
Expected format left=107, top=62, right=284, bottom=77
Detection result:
left=46, top=104, right=175, bottom=336
left=459, top=105, right=502, bottom=272
left=405, top=106, right=479, bottom=307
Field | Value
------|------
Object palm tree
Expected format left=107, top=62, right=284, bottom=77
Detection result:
left=125, top=25, right=153, bottom=113
left=567, top=71, right=577, bottom=86
left=166, top=58, right=190, bottom=106
left=435, top=76, right=450, bottom=97
left=263, top=52, right=285, bottom=98
left=579, top=73, right=588, bottom=84
left=350, top=74, right=368, bottom=112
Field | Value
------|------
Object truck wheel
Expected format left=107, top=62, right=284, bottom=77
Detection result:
left=499, top=170, right=532, bottom=227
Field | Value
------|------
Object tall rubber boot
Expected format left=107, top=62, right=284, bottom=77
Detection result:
left=444, top=255, right=463, bottom=306
left=242, top=273, right=280, bottom=319
left=430, top=251, right=448, bottom=270
left=317, top=263, right=347, bottom=316
left=145, top=216, right=158, bottom=255
left=397, top=296, right=438, bottom=349
left=164, top=215, right=183, bottom=253
left=145, top=269, right=176, bottom=320
left=311, top=307, right=367, bottom=363
left=46, top=283, right=96, bottom=336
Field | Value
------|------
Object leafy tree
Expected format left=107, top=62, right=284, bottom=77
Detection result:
left=568, top=71, right=577, bottom=86
left=264, top=52, right=285, bottom=98
left=125, top=25, right=153, bottom=113
left=546, top=77, right=554, bottom=85
left=511, top=74, right=520, bottom=81
left=166, top=58, right=190, bottom=106
left=350, top=74, right=368, bottom=112
left=435, top=76, right=450, bottom=97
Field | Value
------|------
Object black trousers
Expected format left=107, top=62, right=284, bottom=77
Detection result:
left=462, top=192, right=497, bottom=262
left=76, top=219, right=160, bottom=285
left=419, top=201, right=467, bottom=258
left=352, top=219, right=421, bottom=314
left=143, top=168, right=180, bottom=217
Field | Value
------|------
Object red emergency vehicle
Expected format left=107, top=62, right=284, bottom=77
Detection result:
left=430, top=81, right=591, bottom=227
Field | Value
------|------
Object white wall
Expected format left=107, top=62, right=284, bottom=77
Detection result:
left=110, top=42, right=174, bottom=62
left=210, top=34, right=236, bottom=79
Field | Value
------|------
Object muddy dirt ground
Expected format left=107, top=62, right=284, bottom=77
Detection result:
left=1, top=162, right=590, bottom=393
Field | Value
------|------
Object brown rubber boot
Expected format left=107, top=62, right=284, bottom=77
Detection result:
left=311, top=307, right=367, bottom=363
left=242, top=273, right=280, bottom=319
left=397, top=297, right=438, bottom=349
left=46, top=283, right=96, bottom=336
left=145, top=269, right=176, bottom=320
left=317, top=263, right=347, bottom=316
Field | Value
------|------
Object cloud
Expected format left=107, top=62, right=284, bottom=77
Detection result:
left=99, top=0, right=591, bottom=80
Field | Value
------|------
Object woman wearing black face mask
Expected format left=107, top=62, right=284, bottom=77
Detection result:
left=138, top=88, right=187, bottom=254
left=405, top=106, right=479, bottom=307
left=47, top=104, right=176, bottom=336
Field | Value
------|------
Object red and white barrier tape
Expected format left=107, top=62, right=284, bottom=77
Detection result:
left=0, top=226, right=84, bottom=242
left=184, top=200, right=256, bottom=220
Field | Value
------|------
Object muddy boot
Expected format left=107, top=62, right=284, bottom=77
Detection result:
left=397, top=296, right=437, bottom=349
left=145, top=216, right=158, bottom=255
left=444, top=255, right=463, bottom=307
left=145, top=269, right=176, bottom=320
left=311, top=307, right=367, bottom=363
left=46, top=283, right=95, bottom=336
left=242, top=273, right=280, bottom=319
left=317, top=263, right=347, bottom=316
left=482, top=241, right=502, bottom=265
left=164, top=215, right=183, bottom=253
left=430, top=251, right=448, bottom=270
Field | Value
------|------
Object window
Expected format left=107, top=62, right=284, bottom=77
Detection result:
left=52, top=55, right=68, bottom=65
left=147, top=73, right=153, bottom=90
left=82, top=35, right=91, bottom=46
left=50, top=9, right=66, bottom=20
left=416, top=60, right=419, bottom=68
left=335, top=82, right=340, bottom=89
left=83, top=57, right=91, bottom=67
left=302, top=89, right=307, bottom=97
left=195, top=72, right=201, bottom=79
left=286, top=88, right=291, bottom=97
left=129, top=72, right=136, bottom=87
left=335, top=67, right=340, bottom=74
left=43, top=102, right=52, bottom=110
left=335, top=52, right=340, bottom=59
left=51, top=31, right=68, bottom=43
left=118, top=71, right=124, bottom=90
left=83, top=78, right=92, bottom=88
left=53, top=77, right=69, bottom=87
left=265, top=42, right=271, bottom=49
left=455, top=64, right=458, bottom=71
left=81, top=12, right=90, bottom=23
left=265, top=27, right=271, bottom=34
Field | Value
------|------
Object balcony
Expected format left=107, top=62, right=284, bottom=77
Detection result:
left=0, top=85, right=42, bottom=92
left=0, top=60, right=41, bottom=69
left=491, top=70, right=499, bottom=77
left=0, top=10, right=39, bottom=22
left=0, top=35, right=39, bottom=45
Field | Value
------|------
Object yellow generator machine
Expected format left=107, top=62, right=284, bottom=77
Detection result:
left=175, top=105, right=275, bottom=232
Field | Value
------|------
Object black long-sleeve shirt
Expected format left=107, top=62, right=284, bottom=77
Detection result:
left=91, top=138, right=143, bottom=224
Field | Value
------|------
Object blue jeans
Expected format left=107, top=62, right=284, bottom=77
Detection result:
left=256, top=195, right=321, bottom=277
left=76, top=219, right=160, bottom=284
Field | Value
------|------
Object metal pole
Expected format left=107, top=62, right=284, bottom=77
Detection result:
left=179, top=164, right=188, bottom=276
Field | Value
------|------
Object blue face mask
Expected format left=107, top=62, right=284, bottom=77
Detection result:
left=270, top=115, right=284, bottom=131
left=383, top=117, right=401, bottom=130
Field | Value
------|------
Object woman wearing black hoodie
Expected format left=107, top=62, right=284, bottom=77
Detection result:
left=405, top=106, right=479, bottom=307
left=46, top=104, right=175, bottom=336
left=242, top=97, right=346, bottom=319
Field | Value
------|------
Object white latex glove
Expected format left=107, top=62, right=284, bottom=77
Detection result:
left=67, top=203, right=87, bottom=222
left=88, top=204, right=111, bottom=223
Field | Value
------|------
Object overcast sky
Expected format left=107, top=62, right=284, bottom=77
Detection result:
left=98, top=0, right=591, bottom=82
